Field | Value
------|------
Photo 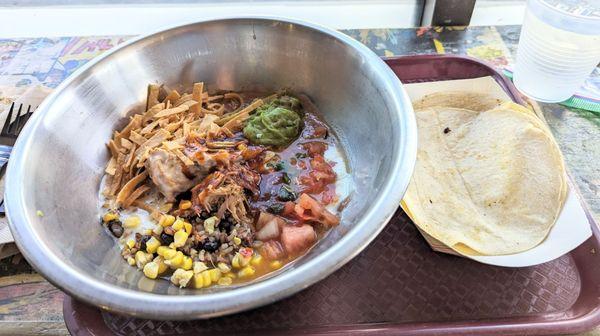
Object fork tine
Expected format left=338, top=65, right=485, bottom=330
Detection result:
left=17, top=105, right=33, bottom=133
left=1, top=103, right=15, bottom=135
left=9, top=104, right=23, bottom=135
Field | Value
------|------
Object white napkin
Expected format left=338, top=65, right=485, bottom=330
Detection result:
left=0, top=85, right=53, bottom=254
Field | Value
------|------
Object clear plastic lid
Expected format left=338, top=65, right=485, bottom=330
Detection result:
left=528, top=0, right=600, bottom=35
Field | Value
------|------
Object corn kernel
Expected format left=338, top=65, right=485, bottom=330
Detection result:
left=179, top=200, right=192, bottom=210
left=270, top=260, right=283, bottom=270
left=238, top=266, right=255, bottom=278
left=143, top=261, right=159, bottom=279
left=182, top=256, right=193, bottom=271
left=217, top=262, right=231, bottom=273
left=157, top=246, right=172, bottom=258
left=123, top=216, right=141, bottom=229
left=160, top=214, right=175, bottom=227
left=171, top=268, right=194, bottom=288
left=224, top=272, right=236, bottom=279
left=135, top=250, right=150, bottom=269
left=143, top=229, right=153, bottom=235
left=200, top=270, right=212, bottom=287
left=127, top=257, right=135, bottom=266
left=193, top=261, right=208, bottom=274
left=164, top=251, right=184, bottom=268
left=204, top=216, right=218, bottom=234
left=145, top=237, right=161, bottom=254
left=192, top=273, right=206, bottom=288
left=233, top=237, right=242, bottom=246
left=126, top=239, right=135, bottom=249
left=232, top=252, right=250, bottom=269
left=169, top=243, right=176, bottom=249
left=250, top=254, right=263, bottom=266
left=217, top=277, right=232, bottom=286
left=103, top=212, right=119, bottom=223
left=173, top=230, right=189, bottom=247
left=153, top=225, right=164, bottom=235
left=153, top=256, right=168, bottom=274
left=172, top=218, right=184, bottom=231
left=184, top=222, right=192, bottom=235
left=208, top=269, right=222, bottom=282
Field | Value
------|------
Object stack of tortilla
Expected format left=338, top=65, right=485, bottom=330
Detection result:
left=402, top=92, right=567, bottom=256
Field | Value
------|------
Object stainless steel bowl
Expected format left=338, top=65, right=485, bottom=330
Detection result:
left=6, top=17, right=416, bottom=319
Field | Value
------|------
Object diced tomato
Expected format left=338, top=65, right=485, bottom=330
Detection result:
left=301, top=141, right=328, bottom=157
left=282, top=201, right=296, bottom=216
left=260, top=240, right=286, bottom=260
left=239, top=247, right=254, bottom=258
left=280, top=224, right=316, bottom=255
left=298, top=155, right=336, bottom=194
left=294, top=193, right=340, bottom=227
left=311, top=125, right=328, bottom=139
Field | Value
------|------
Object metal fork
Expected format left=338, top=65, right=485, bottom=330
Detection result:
left=0, top=103, right=35, bottom=215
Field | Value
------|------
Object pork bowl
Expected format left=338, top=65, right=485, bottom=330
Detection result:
left=5, top=17, right=416, bottom=319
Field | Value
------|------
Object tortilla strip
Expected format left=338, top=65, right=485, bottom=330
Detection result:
left=143, top=103, right=166, bottom=122
left=202, top=103, right=225, bottom=116
left=174, top=149, right=195, bottom=166
left=174, top=93, right=192, bottom=107
left=153, top=105, right=189, bottom=118
left=105, top=157, right=117, bottom=175
left=146, top=84, right=160, bottom=110
left=224, top=92, right=244, bottom=106
left=162, top=141, right=182, bottom=151
left=164, top=90, right=181, bottom=104
left=134, top=129, right=171, bottom=162
left=141, top=119, right=160, bottom=135
left=109, top=153, right=127, bottom=195
left=107, top=140, right=121, bottom=158
left=183, top=122, right=191, bottom=137
left=129, top=131, right=147, bottom=146
left=124, top=144, right=138, bottom=172
left=116, top=171, right=148, bottom=206
left=116, top=115, right=143, bottom=143
left=221, top=127, right=234, bottom=138
left=217, top=99, right=264, bottom=126
left=120, top=138, right=133, bottom=150
left=122, top=185, right=151, bottom=209
left=206, top=94, right=224, bottom=102
left=190, top=82, right=204, bottom=114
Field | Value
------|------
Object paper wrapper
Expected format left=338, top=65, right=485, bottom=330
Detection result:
left=0, top=85, right=53, bottom=256
left=403, top=76, right=592, bottom=267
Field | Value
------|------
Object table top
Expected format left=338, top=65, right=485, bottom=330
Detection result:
left=0, top=25, right=598, bottom=336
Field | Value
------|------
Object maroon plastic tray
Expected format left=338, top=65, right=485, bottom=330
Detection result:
left=63, top=55, right=600, bottom=336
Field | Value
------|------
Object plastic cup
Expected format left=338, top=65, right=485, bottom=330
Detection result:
left=514, top=0, right=600, bottom=103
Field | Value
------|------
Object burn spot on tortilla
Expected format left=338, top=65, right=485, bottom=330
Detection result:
left=443, top=127, right=451, bottom=134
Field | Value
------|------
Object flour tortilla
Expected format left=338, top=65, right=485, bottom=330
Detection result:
left=412, top=91, right=504, bottom=112
left=403, top=103, right=567, bottom=255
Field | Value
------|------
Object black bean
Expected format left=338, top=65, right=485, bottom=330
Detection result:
left=219, top=219, right=234, bottom=234
left=202, top=239, right=220, bottom=253
left=160, top=232, right=174, bottom=245
left=139, top=235, right=152, bottom=251
left=108, top=220, right=124, bottom=238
